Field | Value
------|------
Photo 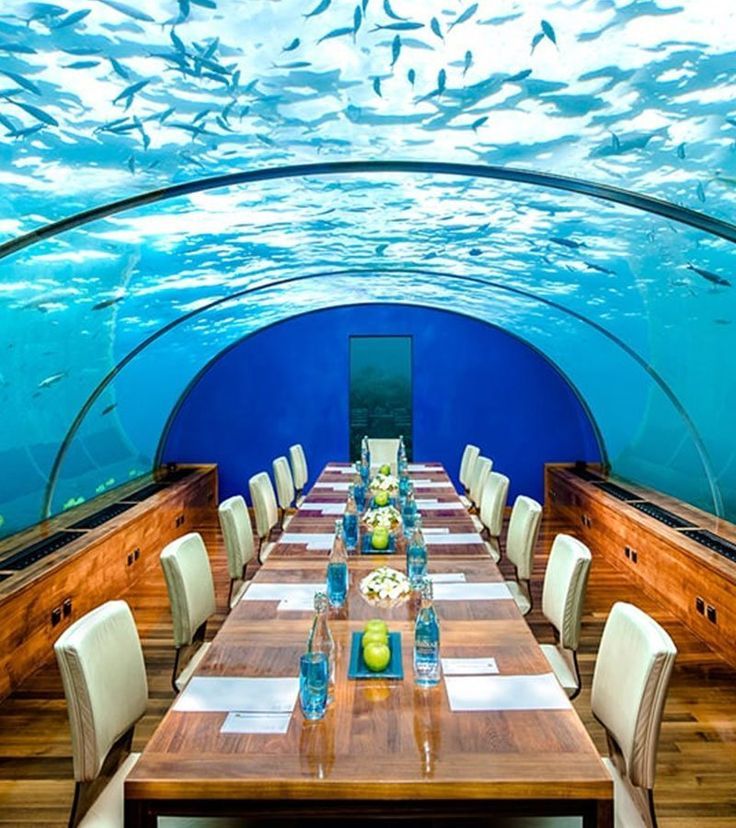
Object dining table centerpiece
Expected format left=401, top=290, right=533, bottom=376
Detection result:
left=368, top=470, right=399, bottom=496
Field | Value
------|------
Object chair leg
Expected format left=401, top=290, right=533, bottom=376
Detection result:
left=171, top=647, right=182, bottom=693
left=227, top=578, right=235, bottom=609
left=647, top=788, right=659, bottom=828
left=569, top=650, right=582, bottom=701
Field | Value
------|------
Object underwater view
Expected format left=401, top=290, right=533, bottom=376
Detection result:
left=0, top=0, right=735, bottom=538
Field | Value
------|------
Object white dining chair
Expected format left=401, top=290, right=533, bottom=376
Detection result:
left=591, top=602, right=677, bottom=827
left=272, top=455, right=296, bottom=529
left=289, top=443, right=308, bottom=505
left=217, top=495, right=255, bottom=609
left=367, top=437, right=400, bottom=472
left=504, top=495, right=543, bottom=615
left=458, top=443, right=480, bottom=494
left=160, top=532, right=216, bottom=692
left=55, top=600, right=252, bottom=828
left=248, top=471, right=279, bottom=563
left=468, top=455, right=493, bottom=512
left=477, top=471, right=510, bottom=561
left=459, top=450, right=480, bottom=509
left=539, top=534, right=592, bottom=699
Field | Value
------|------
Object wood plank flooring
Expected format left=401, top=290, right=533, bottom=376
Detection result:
left=0, top=510, right=735, bottom=826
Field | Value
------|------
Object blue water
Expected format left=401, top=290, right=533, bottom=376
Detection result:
left=407, top=543, right=428, bottom=587
left=342, top=512, right=358, bottom=549
left=326, top=561, right=348, bottom=607
left=0, top=1, right=735, bottom=538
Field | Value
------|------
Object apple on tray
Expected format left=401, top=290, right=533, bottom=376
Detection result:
left=374, top=490, right=390, bottom=508
left=379, top=463, right=392, bottom=475
left=371, top=526, right=390, bottom=550
left=362, top=619, right=391, bottom=672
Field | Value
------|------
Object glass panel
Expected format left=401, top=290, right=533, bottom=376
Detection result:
left=349, top=336, right=413, bottom=461
left=1, top=172, right=734, bottom=537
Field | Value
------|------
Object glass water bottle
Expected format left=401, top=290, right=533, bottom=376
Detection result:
left=413, top=578, right=440, bottom=687
left=308, top=592, right=335, bottom=701
left=327, top=521, right=349, bottom=607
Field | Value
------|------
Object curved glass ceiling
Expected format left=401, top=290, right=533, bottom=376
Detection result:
left=1, top=0, right=735, bottom=538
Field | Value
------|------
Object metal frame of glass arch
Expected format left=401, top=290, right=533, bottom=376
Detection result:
left=1, top=161, right=733, bottom=524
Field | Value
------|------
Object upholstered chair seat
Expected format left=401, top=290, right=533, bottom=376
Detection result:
left=272, top=455, right=296, bottom=529
left=458, top=443, right=480, bottom=494
left=248, top=471, right=280, bottom=563
left=160, top=533, right=217, bottom=692
left=218, top=494, right=256, bottom=609
left=367, top=437, right=400, bottom=473
left=478, top=471, right=510, bottom=562
left=538, top=534, right=592, bottom=699
left=467, top=455, right=492, bottom=513
left=503, top=495, right=543, bottom=615
left=289, top=443, right=309, bottom=506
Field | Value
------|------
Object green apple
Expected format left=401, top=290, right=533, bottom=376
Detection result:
left=371, top=528, right=390, bottom=550
left=363, top=641, right=391, bottom=672
left=364, top=619, right=388, bottom=635
left=379, top=463, right=391, bottom=475
left=374, top=490, right=389, bottom=507
left=362, top=629, right=388, bottom=648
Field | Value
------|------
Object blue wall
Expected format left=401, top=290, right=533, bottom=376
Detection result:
left=162, top=304, right=601, bottom=505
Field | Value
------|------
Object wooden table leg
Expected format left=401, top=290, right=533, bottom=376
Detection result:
left=584, top=797, right=613, bottom=828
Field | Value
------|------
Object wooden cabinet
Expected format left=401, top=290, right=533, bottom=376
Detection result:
left=0, top=465, right=217, bottom=701
left=545, top=465, right=736, bottom=667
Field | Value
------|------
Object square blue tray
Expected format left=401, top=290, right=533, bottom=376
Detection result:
left=348, top=631, right=403, bottom=679
left=360, top=532, right=397, bottom=554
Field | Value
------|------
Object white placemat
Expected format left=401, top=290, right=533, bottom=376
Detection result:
left=433, top=582, right=512, bottom=601
left=221, top=712, right=292, bottom=734
left=279, top=533, right=333, bottom=550
left=300, top=502, right=346, bottom=515
left=428, top=572, right=467, bottom=583
left=442, top=657, right=499, bottom=676
left=242, top=582, right=324, bottom=601
left=417, top=500, right=465, bottom=511
left=324, top=466, right=355, bottom=475
left=174, top=677, right=299, bottom=713
left=422, top=527, right=450, bottom=534
left=413, top=482, right=455, bottom=490
left=445, top=673, right=571, bottom=712
left=313, top=482, right=351, bottom=491
left=408, top=464, right=441, bottom=472
left=424, top=533, right=484, bottom=546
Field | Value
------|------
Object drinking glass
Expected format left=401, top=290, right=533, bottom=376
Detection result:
left=300, top=652, right=329, bottom=720
left=327, top=561, right=348, bottom=607
left=353, top=482, right=367, bottom=511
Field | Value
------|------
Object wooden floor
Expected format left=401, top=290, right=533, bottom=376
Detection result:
left=1, top=511, right=735, bottom=826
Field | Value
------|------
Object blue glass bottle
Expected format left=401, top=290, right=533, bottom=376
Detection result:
left=402, top=487, right=418, bottom=535
left=414, top=578, right=440, bottom=687
left=397, top=434, right=408, bottom=475
left=399, top=467, right=410, bottom=498
left=342, top=486, right=359, bottom=549
left=360, top=434, right=371, bottom=472
left=327, top=521, right=349, bottom=608
left=406, top=517, right=427, bottom=588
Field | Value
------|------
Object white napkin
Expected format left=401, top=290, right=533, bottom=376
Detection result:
left=445, top=673, right=571, bottom=712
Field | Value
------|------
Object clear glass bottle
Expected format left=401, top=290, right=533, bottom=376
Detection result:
left=327, top=520, right=349, bottom=607
left=397, top=434, right=407, bottom=474
left=360, top=434, right=370, bottom=469
left=342, top=486, right=359, bottom=549
left=308, top=592, right=335, bottom=701
left=406, top=516, right=427, bottom=588
left=414, top=578, right=440, bottom=687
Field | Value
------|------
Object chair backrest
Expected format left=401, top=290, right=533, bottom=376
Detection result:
left=289, top=443, right=308, bottom=491
left=368, top=438, right=400, bottom=471
left=272, top=455, right=295, bottom=511
left=542, top=534, right=592, bottom=650
left=54, top=600, right=147, bottom=782
left=591, top=602, right=676, bottom=790
left=505, top=495, right=543, bottom=580
left=459, top=444, right=480, bottom=489
left=469, top=455, right=493, bottom=507
left=479, top=471, right=510, bottom=536
left=160, top=533, right=216, bottom=648
left=218, top=495, right=255, bottom=580
left=248, top=471, right=279, bottom=539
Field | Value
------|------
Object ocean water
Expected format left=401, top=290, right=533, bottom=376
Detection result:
left=0, top=0, right=735, bottom=537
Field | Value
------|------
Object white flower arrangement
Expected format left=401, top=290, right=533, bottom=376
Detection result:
left=360, top=566, right=410, bottom=602
left=369, top=472, right=399, bottom=494
left=363, top=505, right=402, bottom=530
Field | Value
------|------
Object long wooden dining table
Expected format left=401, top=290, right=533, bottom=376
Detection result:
left=124, top=462, right=613, bottom=826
